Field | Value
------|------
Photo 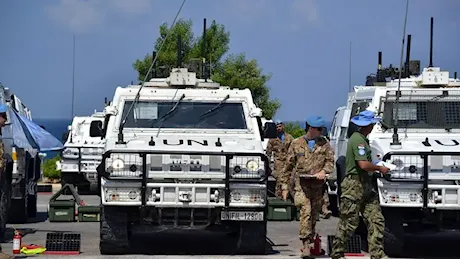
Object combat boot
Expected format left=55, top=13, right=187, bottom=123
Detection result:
left=0, top=251, right=13, bottom=259
left=300, top=239, right=313, bottom=259
left=321, top=210, right=332, bottom=219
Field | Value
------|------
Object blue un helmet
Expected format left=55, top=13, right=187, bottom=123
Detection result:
left=305, top=116, right=326, bottom=129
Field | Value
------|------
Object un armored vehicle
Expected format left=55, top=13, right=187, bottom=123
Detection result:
left=60, top=110, right=105, bottom=193
left=95, top=67, right=277, bottom=254
left=329, top=18, right=460, bottom=257
left=0, top=83, right=45, bottom=238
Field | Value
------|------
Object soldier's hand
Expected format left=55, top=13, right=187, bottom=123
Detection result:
left=282, top=190, right=289, bottom=201
left=378, top=166, right=391, bottom=174
left=315, top=170, right=326, bottom=180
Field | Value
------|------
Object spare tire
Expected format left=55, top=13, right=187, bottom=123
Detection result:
left=383, top=210, right=404, bottom=257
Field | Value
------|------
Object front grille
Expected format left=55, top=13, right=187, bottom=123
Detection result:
left=145, top=208, right=221, bottom=227
left=388, top=154, right=460, bottom=179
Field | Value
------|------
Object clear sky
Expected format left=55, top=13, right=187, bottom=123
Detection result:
left=1, top=0, right=459, bottom=121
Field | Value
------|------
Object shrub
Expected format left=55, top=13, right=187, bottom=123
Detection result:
left=284, top=122, right=305, bottom=138
left=42, top=155, right=61, bottom=180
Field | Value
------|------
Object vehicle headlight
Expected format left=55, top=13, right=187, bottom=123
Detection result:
left=63, top=149, right=72, bottom=155
left=112, top=158, right=125, bottom=170
left=104, top=188, right=141, bottom=202
left=246, top=160, right=259, bottom=171
left=230, top=188, right=266, bottom=205
left=231, top=157, right=265, bottom=178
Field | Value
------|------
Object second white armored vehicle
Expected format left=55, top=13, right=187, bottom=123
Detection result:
left=329, top=19, right=460, bottom=257
left=60, top=110, right=105, bottom=192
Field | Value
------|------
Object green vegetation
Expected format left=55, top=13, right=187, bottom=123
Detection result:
left=132, top=18, right=280, bottom=119
left=284, top=122, right=305, bottom=138
left=42, top=155, right=61, bottom=180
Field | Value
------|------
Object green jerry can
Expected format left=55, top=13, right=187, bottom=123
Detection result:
left=78, top=206, right=101, bottom=222
left=48, top=184, right=83, bottom=222
left=267, top=197, right=294, bottom=221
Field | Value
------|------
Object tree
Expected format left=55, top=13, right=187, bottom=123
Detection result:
left=42, top=155, right=61, bottom=181
left=284, top=122, right=305, bottom=138
left=132, top=18, right=281, bottom=119
left=211, top=53, right=281, bottom=119
left=133, top=19, right=230, bottom=81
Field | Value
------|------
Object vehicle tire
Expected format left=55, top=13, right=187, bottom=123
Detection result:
left=355, top=210, right=404, bottom=258
left=99, top=206, right=130, bottom=255
left=8, top=178, right=28, bottom=224
left=332, top=156, right=346, bottom=217
left=382, top=210, right=404, bottom=257
left=235, top=221, right=267, bottom=255
left=27, top=193, right=37, bottom=218
left=0, top=166, right=12, bottom=242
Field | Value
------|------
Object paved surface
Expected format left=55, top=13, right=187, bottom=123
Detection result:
left=1, top=193, right=460, bottom=259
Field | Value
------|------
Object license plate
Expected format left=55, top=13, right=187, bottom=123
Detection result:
left=220, top=211, right=264, bottom=221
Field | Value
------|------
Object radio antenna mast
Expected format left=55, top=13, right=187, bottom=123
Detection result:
left=390, top=0, right=409, bottom=149
left=70, top=34, right=76, bottom=143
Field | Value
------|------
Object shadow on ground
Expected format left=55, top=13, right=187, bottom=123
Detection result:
left=26, top=212, right=48, bottom=224
left=400, top=231, right=460, bottom=258
left=115, top=230, right=284, bottom=256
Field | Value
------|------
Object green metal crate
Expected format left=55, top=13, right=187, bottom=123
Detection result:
left=78, top=206, right=101, bottom=222
left=49, top=200, right=76, bottom=222
left=267, top=198, right=294, bottom=221
left=48, top=184, right=82, bottom=222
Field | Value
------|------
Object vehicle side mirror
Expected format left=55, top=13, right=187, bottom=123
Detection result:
left=263, top=122, right=277, bottom=139
left=90, top=121, right=103, bottom=137
left=62, top=131, right=69, bottom=142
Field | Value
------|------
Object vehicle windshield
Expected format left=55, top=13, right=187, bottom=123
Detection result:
left=121, top=100, right=248, bottom=129
left=382, top=96, right=460, bottom=128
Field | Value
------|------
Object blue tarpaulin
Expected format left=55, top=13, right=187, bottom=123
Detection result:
left=7, top=109, right=64, bottom=152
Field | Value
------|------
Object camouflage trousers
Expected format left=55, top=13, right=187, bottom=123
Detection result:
left=330, top=175, right=386, bottom=259
left=321, top=185, right=330, bottom=215
left=294, top=180, right=323, bottom=242
left=273, top=164, right=285, bottom=199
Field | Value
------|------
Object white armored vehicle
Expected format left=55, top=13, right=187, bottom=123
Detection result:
left=60, top=110, right=105, bottom=193
left=329, top=18, right=460, bottom=257
left=95, top=67, right=277, bottom=254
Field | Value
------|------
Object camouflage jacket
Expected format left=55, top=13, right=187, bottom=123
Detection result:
left=266, top=133, right=294, bottom=173
left=281, top=135, right=335, bottom=191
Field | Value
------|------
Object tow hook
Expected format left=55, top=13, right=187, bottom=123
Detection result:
left=179, top=191, right=192, bottom=202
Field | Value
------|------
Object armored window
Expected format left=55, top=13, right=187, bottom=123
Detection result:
left=121, top=100, right=248, bottom=130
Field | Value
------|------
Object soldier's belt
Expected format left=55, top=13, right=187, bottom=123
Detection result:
left=298, top=174, right=330, bottom=179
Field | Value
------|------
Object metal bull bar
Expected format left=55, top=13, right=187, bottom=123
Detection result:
left=98, top=150, right=270, bottom=209
left=382, top=151, right=460, bottom=210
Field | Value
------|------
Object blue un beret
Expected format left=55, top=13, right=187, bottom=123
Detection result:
left=306, top=116, right=326, bottom=128
left=274, top=119, right=283, bottom=125
left=0, top=104, right=7, bottom=113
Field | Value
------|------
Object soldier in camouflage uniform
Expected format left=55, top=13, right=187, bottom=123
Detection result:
left=0, top=104, right=12, bottom=259
left=266, top=120, right=294, bottom=198
left=281, top=116, right=334, bottom=259
left=330, top=110, right=390, bottom=259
